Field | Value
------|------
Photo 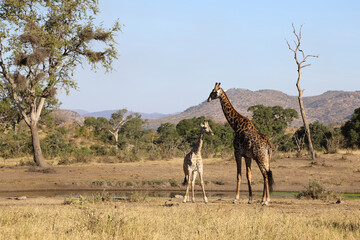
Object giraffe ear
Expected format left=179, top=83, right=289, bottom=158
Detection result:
left=200, top=123, right=205, bottom=127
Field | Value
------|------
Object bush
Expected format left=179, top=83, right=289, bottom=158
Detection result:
left=41, top=131, right=73, bottom=158
left=297, top=181, right=339, bottom=200
left=0, top=130, right=32, bottom=159
left=74, top=147, right=93, bottom=163
left=90, top=145, right=108, bottom=156
left=117, top=150, right=140, bottom=162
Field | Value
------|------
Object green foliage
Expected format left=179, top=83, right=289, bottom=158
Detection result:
left=74, top=147, right=93, bottom=163
left=176, top=116, right=206, bottom=147
left=90, top=144, right=108, bottom=156
left=0, top=128, right=32, bottom=159
left=249, top=105, right=298, bottom=138
left=248, top=105, right=298, bottom=151
left=176, top=117, right=233, bottom=157
left=121, top=114, right=145, bottom=146
left=205, top=122, right=234, bottom=157
left=156, top=122, right=182, bottom=159
left=341, top=107, right=360, bottom=148
left=41, top=129, right=74, bottom=158
left=294, top=122, right=341, bottom=152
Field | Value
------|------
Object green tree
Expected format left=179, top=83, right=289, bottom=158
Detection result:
left=0, top=0, right=121, bottom=167
left=341, top=107, right=360, bottom=148
left=120, top=113, right=145, bottom=151
left=156, top=122, right=182, bottom=159
left=248, top=105, right=298, bottom=150
left=176, top=116, right=205, bottom=147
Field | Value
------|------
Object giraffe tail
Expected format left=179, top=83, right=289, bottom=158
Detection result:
left=182, top=176, right=188, bottom=186
left=267, top=148, right=274, bottom=192
left=267, top=170, right=274, bottom=193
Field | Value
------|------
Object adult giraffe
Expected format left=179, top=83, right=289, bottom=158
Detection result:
left=207, top=83, right=274, bottom=205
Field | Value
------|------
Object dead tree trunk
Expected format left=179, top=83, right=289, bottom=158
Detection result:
left=109, top=129, right=120, bottom=148
left=286, top=24, right=318, bottom=160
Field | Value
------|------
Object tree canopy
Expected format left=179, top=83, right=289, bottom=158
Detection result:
left=248, top=105, right=298, bottom=139
left=341, top=107, right=360, bottom=148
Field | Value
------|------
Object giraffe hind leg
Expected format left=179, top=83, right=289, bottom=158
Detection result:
left=259, top=165, right=270, bottom=206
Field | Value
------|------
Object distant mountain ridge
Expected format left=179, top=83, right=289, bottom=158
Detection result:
left=145, top=89, right=360, bottom=130
left=55, top=89, right=360, bottom=130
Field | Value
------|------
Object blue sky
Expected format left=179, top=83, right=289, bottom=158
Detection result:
left=58, top=0, right=360, bottom=114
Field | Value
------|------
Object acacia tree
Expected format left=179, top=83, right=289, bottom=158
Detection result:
left=286, top=24, right=318, bottom=160
left=0, top=0, right=121, bottom=167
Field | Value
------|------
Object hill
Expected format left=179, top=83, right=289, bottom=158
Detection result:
left=145, top=89, right=360, bottom=130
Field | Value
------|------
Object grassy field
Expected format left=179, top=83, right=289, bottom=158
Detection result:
left=0, top=196, right=360, bottom=240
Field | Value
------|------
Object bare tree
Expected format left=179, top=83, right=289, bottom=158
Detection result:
left=286, top=24, right=318, bottom=160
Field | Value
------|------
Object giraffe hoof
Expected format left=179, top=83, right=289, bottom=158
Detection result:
left=233, top=199, right=237, bottom=204
left=248, top=200, right=252, bottom=204
left=204, top=199, right=208, bottom=204
left=261, top=201, right=268, bottom=206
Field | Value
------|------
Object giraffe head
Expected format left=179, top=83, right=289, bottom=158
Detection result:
left=201, top=120, right=214, bottom=136
left=207, top=82, right=222, bottom=102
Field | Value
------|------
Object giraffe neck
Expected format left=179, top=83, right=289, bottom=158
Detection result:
left=193, top=130, right=204, bottom=155
left=219, top=89, right=249, bottom=132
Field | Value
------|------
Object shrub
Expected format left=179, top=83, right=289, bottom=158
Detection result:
left=74, top=147, right=93, bottom=163
left=90, top=144, right=108, bottom=156
left=297, top=181, right=339, bottom=200
left=41, top=131, right=73, bottom=158
left=117, top=150, right=140, bottom=162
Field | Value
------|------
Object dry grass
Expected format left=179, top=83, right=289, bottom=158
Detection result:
left=0, top=197, right=360, bottom=240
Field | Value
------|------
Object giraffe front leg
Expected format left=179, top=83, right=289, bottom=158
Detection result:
left=183, top=172, right=191, bottom=203
left=191, top=171, right=197, bottom=203
left=198, top=168, right=208, bottom=204
left=233, top=151, right=242, bottom=204
left=245, top=157, right=252, bottom=204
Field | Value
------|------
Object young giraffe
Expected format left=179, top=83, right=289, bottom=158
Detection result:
left=207, top=83, right=274, bottom=205
left=183, top=120, right=214, bottom=203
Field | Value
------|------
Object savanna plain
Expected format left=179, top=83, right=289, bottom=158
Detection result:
left=1, top=150, right=360, bottom=239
